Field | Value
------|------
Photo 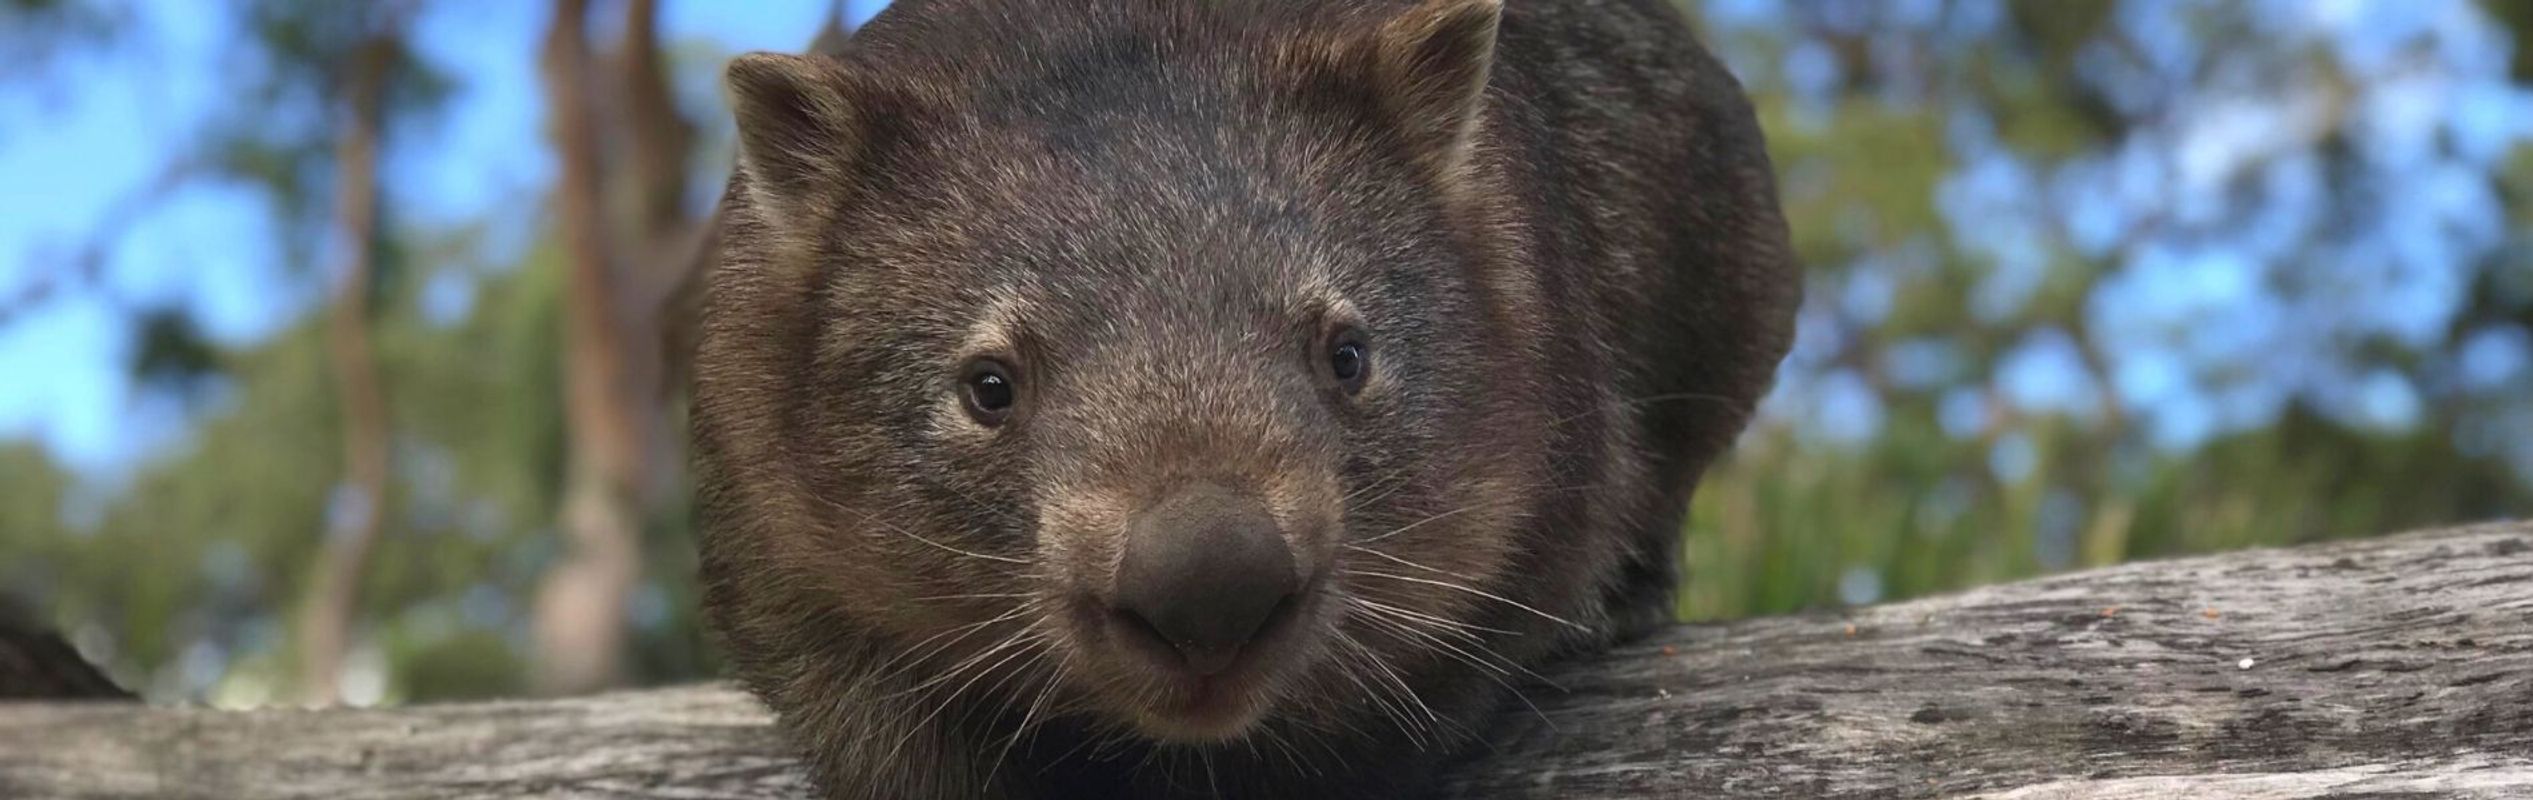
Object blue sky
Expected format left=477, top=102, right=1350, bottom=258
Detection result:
left=0, top=0, right=887, bottom=475
left=6, top=0, right=2532, bottom=484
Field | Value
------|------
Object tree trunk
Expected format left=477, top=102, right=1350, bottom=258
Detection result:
left=530, top=0, right=793, bottom=696
left=531, top=0, right=647, bottom=697
left=618, top=0, right=691, bottom=248
left=609, top=0, right=701, bottom=512
left=9, top=521, right=2531, bottom=799
left=293, top=32, right=398, bottom=709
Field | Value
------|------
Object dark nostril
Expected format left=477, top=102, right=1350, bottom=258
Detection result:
left=1105, top=605, right=1183, bottom=668
left=1111, top=483, right=1303, bottom=676
left=1112, top=588, right=1298, bottom=676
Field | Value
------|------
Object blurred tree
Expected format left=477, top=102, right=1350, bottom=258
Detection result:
left=0, top=0, right=460, bottom=703
left=1676, top=0, right=2533, bottom=619
left=296, top=4, right=408, bottom=707
left=530, top=0, right=715, bottom=695
left=0, top=0, right=124, bottom=85
left=1, top=0, right=2528, bottom=706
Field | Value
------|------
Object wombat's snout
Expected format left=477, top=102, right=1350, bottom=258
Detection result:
left=1106, top=483, right=1305, bottom=676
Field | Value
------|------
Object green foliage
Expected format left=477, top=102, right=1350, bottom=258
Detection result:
left=1675, top=0, right=2533, bottom=621
left=4, top=0, right=2531, bottom=705
left=5, top=240, right=600, bottom=703
left=1682, top=411, right=2533, bottom=622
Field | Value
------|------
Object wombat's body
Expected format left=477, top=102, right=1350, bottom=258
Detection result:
left=693, top=0, right=1797, bottom=797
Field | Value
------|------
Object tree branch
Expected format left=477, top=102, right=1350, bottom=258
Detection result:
left=5, top=521, right=2531, bottom=798
left=0, top=160, right=194, bottom=328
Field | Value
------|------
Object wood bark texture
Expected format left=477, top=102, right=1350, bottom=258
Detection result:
left=5, top=521, right=2530, bottom=799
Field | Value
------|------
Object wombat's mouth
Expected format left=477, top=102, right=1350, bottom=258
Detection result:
left=1066, top=576, right=1332, bottom=743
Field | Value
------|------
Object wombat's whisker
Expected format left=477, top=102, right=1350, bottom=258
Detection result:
left=1251, top=724, right=1315, bottom=776
left=805, top=492, right=1031, bottom=566
left=910, top=591, right=1037, bottom=603
left=957, top=629, right=1058, bottom=722
left=1318, top=631, right=1418, bottom=746
left=1338, top=468, right=1417, bottom=514
left=1262, top=678, right=1373, bottom=761
left=1348, top=481, right=1612, bottom=545
left=884, top=624, right=1037, bottom=705
left=866, top=604, right=1034, bottom=690
left=1301, top=707, right=1376, bottom=763
left=1342, top=680, right=1432, bottom=752
left=1352, top=608, right=1505, bottom=676
left=1354, top=626, right=1551, bottom=737
left=1347, top=569, right=1586, bottom=632
left=1340, top=546, right=1482, bottom=589
left=1084, top=722, right=1138, bottom=763
left=1042, top=717, right=1117, bottom=772
left=1128, top=735, right=1173, bottom=776
left=1347, top=600, right=1561, bottom=727
left=878, top=633, right=1045, bottom=765
left=1290, top=711, right=1366, bottom=769
left=1354, top=603, right=1524, bottom=675
left=985, top=660, right=1069, bottom=784
left=1330, top=629, right=1441, bottom=744
left=1349, top=595, right=1515, bottom=637
left=1350, top=501, right=1503, bottom=545
left=1353, top=594, right=1567, bottom=692
left=1337, top=470, right=1404, bottom=504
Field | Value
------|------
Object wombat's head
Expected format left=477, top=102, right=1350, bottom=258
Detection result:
left=699, top=0, right=1545, bottom=744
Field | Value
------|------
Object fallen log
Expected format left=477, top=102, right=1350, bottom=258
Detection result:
left=4, top=521, right=2530, bottom=799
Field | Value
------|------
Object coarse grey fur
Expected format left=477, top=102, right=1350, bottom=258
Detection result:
left=691, top=0, right=1798, bottom=797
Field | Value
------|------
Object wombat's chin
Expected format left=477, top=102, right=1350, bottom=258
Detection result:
left=1120, top=677, right=1279, bottom=743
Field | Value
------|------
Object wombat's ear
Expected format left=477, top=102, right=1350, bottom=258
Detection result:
left=1370, top=0, right=1502, bottom=186
left=725, top=53, right=860, bottom=230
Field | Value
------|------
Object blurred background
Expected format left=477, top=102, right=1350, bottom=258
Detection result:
left=0, top=0, right=2527, bottom=708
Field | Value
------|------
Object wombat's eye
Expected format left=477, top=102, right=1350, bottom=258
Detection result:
left=962, top=359, right=1017, bottom=426
left=1327, top=328, right=1370, bottom=394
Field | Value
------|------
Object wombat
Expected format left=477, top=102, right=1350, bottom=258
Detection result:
left=692, top=0, right=1797, bottom=797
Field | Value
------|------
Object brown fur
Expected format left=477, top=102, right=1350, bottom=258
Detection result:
left=692, top=1, right=1798, bottom=797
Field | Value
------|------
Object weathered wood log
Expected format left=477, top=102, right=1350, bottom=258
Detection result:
left=4, top=521, right=2530, bottom=799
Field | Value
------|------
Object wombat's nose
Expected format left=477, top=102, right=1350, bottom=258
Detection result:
left=1110, top=483, right=1302, bottom=676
